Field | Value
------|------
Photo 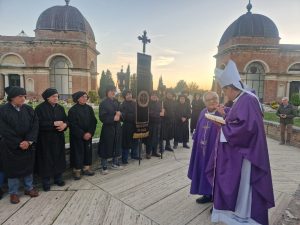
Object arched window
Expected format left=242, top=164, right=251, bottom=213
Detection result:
left=245, top=62, right=265, bottom=100
left=288, top=63, right=300, bottom=72
left=26, top=78, right=34, bottom=92
left=50, top=56, right=71, bottom=98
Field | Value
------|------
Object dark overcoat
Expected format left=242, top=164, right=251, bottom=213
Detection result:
left=0, top=103, right=39, bottom=178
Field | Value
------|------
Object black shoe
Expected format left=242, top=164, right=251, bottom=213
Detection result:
left=152, top=152, right=161, bottom=157
left=173, top=145, right=178, bottom=149
left=165, top=146, right=174, bottom=152
left=183, top=144, right=190, bottom=149
left=210, top=207, right=213, bottom=214
left=0, top=188, right=3, bottom=199
left=122, top=161, right=129, bottom=164
left=54, top=180, right=65, bottom=187
left=196, top=195, right=212, bottom=204
left=43, top=185, right=50, bottom=192
left=131, top=156, right=142, bottom=160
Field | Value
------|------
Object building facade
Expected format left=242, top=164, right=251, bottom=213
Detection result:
left=213, top=3, right=300, bottom=103
left=0, top=0, right=99, bottom=99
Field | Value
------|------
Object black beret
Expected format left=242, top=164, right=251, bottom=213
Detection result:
left=5, top=86, right=26, bottom=101
left=122, top=90, right=132, bottom=98
left=72, top=91, right=87, bottom=103
left=42, top=88, right=58, bottom=100
left=105, top=85, right=116, bottom=96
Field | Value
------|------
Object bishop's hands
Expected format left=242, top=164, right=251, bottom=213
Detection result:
left=216, top=104, right=226, bottom=117
left=114, top=111, right=121, bottom=121
left=181, top=117, right=187, bottom=122
left=54, top=121, right=67, bottom=132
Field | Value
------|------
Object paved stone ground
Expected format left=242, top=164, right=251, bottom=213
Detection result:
left=0, top=137, right=299, bottom=225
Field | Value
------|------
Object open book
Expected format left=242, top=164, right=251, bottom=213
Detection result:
left=205, top=113, right=226, bottom=125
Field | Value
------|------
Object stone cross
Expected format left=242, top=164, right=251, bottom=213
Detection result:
left=138, top=30, right=151, bottom=54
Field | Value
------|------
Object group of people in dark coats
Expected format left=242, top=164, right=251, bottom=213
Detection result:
left=0, top=87, right=97, bottom=203
left=0, top=84, right=205, bottom=202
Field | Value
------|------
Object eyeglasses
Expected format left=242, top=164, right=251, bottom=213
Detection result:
left=205, top=97, right=218, bottom=102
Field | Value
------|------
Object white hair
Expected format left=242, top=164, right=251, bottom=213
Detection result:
left=203, top=91, right=219, bottom=102
left=282, top=97, right=288, bottom=101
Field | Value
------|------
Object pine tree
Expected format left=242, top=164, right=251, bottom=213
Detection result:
left=99, top=70, right=107, bottom=98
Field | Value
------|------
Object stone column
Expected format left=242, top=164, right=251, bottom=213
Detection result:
left=4, top=74, right=9, bottom=87
left=20, top=74, right=24, bottom=88
left=286, top=81, right=290, bottom=98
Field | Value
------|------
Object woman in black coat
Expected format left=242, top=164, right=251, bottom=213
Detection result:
left=190, top=93, right=205, bottom=134
left=68, top=91, right=97, bottom=180
left=35, top=88, right=68, bottom=191
left=98, top=85, right=122, bottom=174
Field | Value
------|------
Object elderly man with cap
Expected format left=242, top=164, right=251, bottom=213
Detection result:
left=0, top=86, right=39, bottom=204
left=160, top=88, right=176, bottom=152
left=174, top=94, right=191, bottom=149
left=146, top=91, right=164, bottom=159
left=35, top=88, right=68, bottom=191
left=68, top=91, right=97, bottom=180
left=98, top=85, right=123, bottom=174
left=276, top=97, right=296, bottom=145
left=206, top=60, right=274, bottom=225
left=120, top=90, right=139, bottom=164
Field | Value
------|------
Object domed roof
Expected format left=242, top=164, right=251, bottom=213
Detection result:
left=36, top=3, right=95, bottom=40
left=219, top=3, right=279, bottom=46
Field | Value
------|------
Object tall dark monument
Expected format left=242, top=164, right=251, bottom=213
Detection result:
left=134, top=30, right=152, bottom=141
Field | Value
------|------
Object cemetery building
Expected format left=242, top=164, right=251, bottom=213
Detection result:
left=0, top=0, right=99, bottom=99
left=213, top=3, right=300, bottom=103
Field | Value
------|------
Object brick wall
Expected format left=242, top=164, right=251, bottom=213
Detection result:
left=264, top=121, right=300, bottom=148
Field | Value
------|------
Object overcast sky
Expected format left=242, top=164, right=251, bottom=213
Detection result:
left=0, top=0, right=299, bottom=89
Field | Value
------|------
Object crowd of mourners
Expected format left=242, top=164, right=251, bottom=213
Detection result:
left=0, top=84, right=204, bottom=205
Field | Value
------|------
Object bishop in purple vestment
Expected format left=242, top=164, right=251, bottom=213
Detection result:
left=188, top=91, right=222, bottom=204
left=206, top=60, right=275, bottom=225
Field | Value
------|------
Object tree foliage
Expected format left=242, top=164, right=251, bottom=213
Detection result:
left=99, top=70, right=115, bottom=99
left=291, top=93, right=300, bottom=106
left=174, top=80, right=188, bottom=93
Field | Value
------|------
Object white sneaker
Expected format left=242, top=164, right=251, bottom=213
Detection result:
left=111, top=164, right=124, bottom=170
left=101, top=168, right=108, bottom=175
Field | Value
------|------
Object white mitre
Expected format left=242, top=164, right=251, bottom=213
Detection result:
left=215, top=60, right=243, bottom=90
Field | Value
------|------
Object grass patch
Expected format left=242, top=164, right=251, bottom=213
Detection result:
left=264, top=112, right=300, bottom=127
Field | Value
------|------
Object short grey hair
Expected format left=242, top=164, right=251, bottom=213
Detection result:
left=203, top=91, right=219, bottom=102
left=282, top=97, right=289, bottom=101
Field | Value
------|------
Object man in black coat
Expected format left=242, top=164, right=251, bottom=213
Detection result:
left=120, top=90, right=139, bottom=164
left=35, top=88, right=68, bottom=191
left=68, top=91, right=97, bottom=180
left=0, top=87, right=39, bottom=204
left=161, top=89, right=176, bottom=152
left=98, top=85, right=123, bottom=174
left=174, top=94, right=191, bottom=149
left=146, top=91, right=164, bottom=159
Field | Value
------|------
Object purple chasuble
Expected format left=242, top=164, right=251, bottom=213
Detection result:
left=188, top=109, right=221, bottom=195
left=206, top=93, right=275, bottom=225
